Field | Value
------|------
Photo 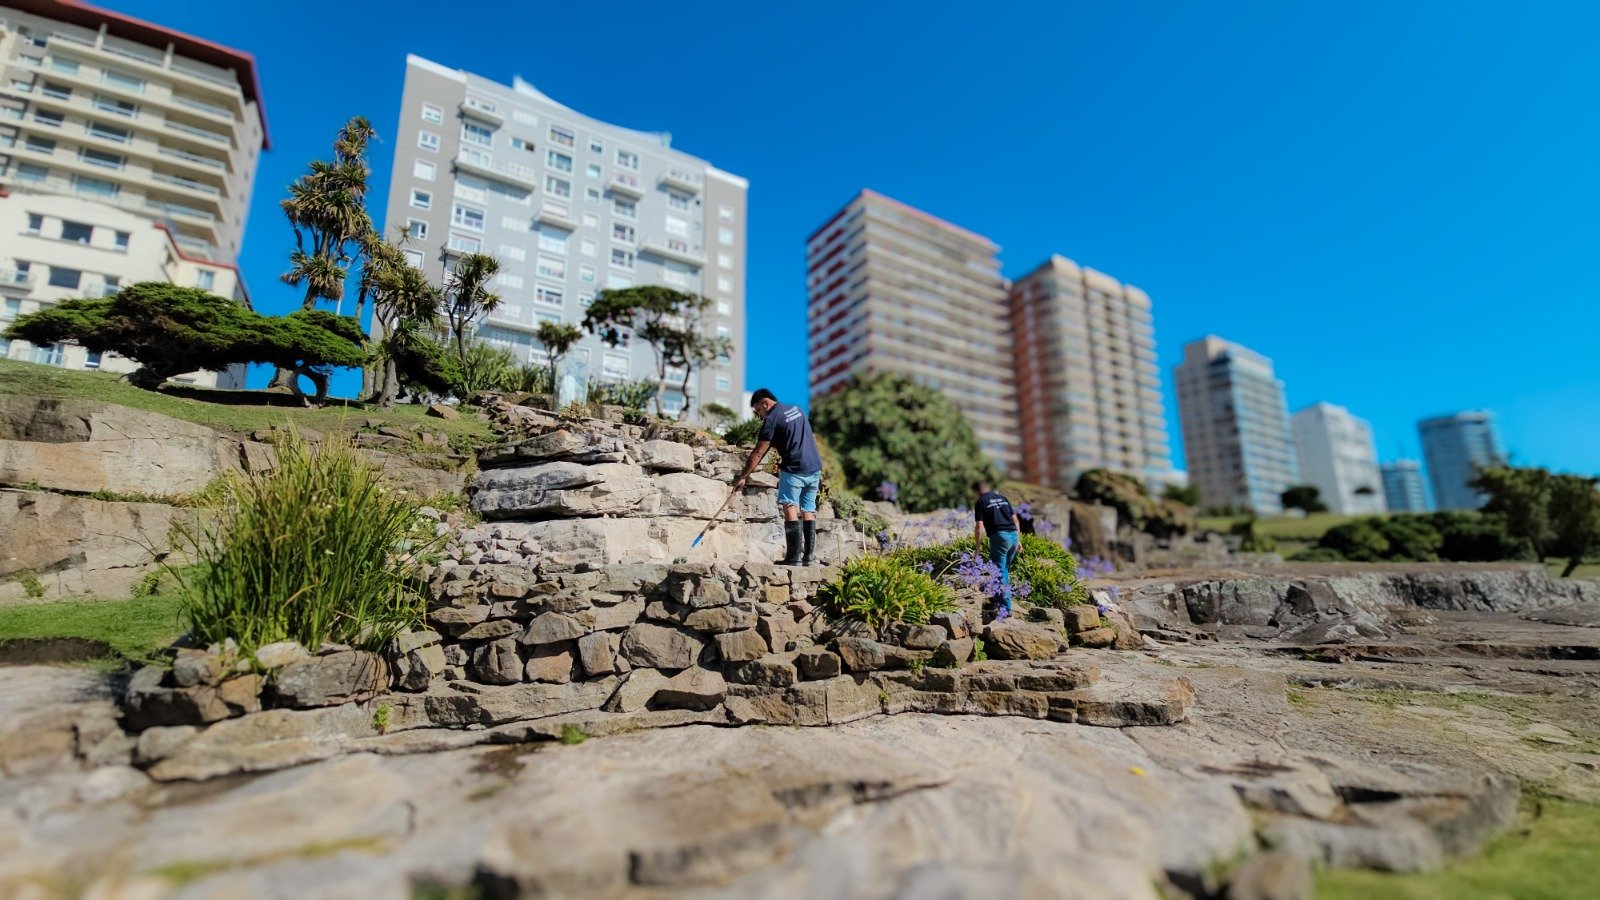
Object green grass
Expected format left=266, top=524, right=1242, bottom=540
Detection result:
left=1195, top=512, right=1380, bottom=542
left=0, top=357, right=491, bottom=443
left=1546, top=559, right=1600, bottom=580
left=0, top=590, right=185, bottom=664
left=1316, top=797, right=1600, bottom=900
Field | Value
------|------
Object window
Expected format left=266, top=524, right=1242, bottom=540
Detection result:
left=49, top=58, right=78, bottom=76
left=582, top=213, right=599, bottom=228
left=535, top=310, right=563, bottom=327
left=538, top=229, right=567, bottom=253
left=716, top=374, right=732, bottom=391
left=25, top=135, right=56, bottom=154
left=421, top=103, right=443, bottom=124
left=603, top=353, right=629, bottom=380
left=547, top=150, right=572, bottom=172
left=716, top=299, right=732, bottom=315
left=613, top=198, right=636, bottom=219
left=580, top=238, right=596, bottom=257
left=102, top=276, right=120, bottom=295
left=717, top=252, right=733, bottom=269
left=611, top=223, right=635, bottom=243
left=462, top=121, right=494, bottom=148
left=510, top=137, right=536, bottom=152
left=667, top=192, right=690, bottom=211
left=588, top=138, right=604, bottom=154
left=72, top=174, right=118, bottom=198
left=86, top=121, right=129, bottom=143
left=719, top=205, right=735, bottom=222
left=79, top=148, right=123, bottom=169
left=718, top=227, right=735, bottom=246
left=25, top=214, right=44, bottom=235
left=48, top=266, right=81, bottom=289
left=662, top=269, right=689, bottom=287
left=586, top=163, right=601, bottom=179
left=448, top=233, right=482, bottom=253
left=101, top=69, right=144, bottom=92
left=536, top=255, right=566, bottom=280
left=611, top=248, right=634, bottom=269
left=61, top=221, right=93, bottom=244
left=16, top=163, right=48, bottom=183
left=452, top=203, right=485, bottom=231
left=93, top=95, right=137, bottom=117
left=40, top=81, right=70, bottom=100
left=717, top=274, right=734, bottom=292
left=85, top=351, right=102, bottom=369
left=418, top=131, right=439, bottom=151
left=549, top=125, right=574, bottom=148
left=716, top=324, right=732, bottom=341
left=579, top=265, right=596, bottom=283
left=413, top=159, right=436, bottom=180
left=585, top=187, right=601, bottom=205
left=403, top=249, right=425, bottom=268
left=665, top=216, right=688, bottom=236
left=407, top=219, right=428, bottom=240
left=498, top=273, right=524, bottom=289
left=606, top=273, right=633, bottom=289
left=501, top=214, right=525, bottom=230
left=34, top=109, right=63, bottom=127
left=578, top=292, right=594, bottom=307
left=410, top=189, right=432, bottom=210
left=196, top=269, right=216, bottom=290
left=544, top=175, right=570, bottom=198
left=534, top=285, right=563, bottom=306
left=114, top=231, right=130, bottom=250
left=615, top=149, right=639, bottom=170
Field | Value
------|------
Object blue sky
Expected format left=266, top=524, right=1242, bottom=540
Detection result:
left=113, top=0, right=1600, bottom=475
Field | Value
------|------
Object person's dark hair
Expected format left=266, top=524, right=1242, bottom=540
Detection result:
left=972, top=479, right=992, bottom=492
left=750, top=388, right=777, bottom=407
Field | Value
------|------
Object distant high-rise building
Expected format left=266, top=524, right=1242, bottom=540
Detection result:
left=0, top=0, right=268, bottom=385
left=806, top=189, right=1019, bottom=472
left=383, top=55, right=747, bottom=417
left=1290, top=402, right=1386, bottom=514
left=1381, top=459, right=1430, bottom=512
left=1418, top=411, right=1505, bottom=510
left=1010, top=254, right=1170, bottom=491
left=1173, top=336, right=1298, bottom=513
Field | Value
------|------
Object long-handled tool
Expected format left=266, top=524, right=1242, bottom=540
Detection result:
left=673, top=488, right=738, bottom=563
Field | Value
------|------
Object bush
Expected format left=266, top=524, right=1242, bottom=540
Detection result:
left=722, top=417, right=761, bottom=447
left=1290, top=547, right=1346, bottom=562
left=831, top=491, right=889, bottom=540
left=886, top=534, right=1089, bottom=609
left=1430, top=512, right=1533, bottom=562
left=1378, top=516, right=1443, bottom=561
left=453, top=342, right=516, bottom=396
left=817, top=556, right=955, bottom=630
left=174, top=435, right=438, bottom=653
left=1232, top=517, right=1276, bottom=553
left=588, top=378, right=656, bottom=411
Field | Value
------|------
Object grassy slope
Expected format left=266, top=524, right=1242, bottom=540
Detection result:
left=0, top=591, right=185, bottom=664
left=0, top=357, right=491, bottom=442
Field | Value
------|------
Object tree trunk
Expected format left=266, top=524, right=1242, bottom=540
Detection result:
left=677, top=371, right=693, bottom=421
left=266, top=366, right=297, bottom=392
left=1562, top=555, right=1585, bottom=578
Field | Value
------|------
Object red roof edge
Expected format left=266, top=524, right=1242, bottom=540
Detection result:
left=858, top=188, right=997, bottom=249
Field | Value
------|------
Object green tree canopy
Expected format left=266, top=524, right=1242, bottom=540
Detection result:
left=1280, top=484, right=1329, bottom=514
left=581, top=286, right=727, bottom=418
left=535, top=320, right=584, bottom=399
left=1549, top=474, right=1600, bottom=577
left=809, top=373, right=998, bottom=513
left=1472, top=466, right=1555, bottom=561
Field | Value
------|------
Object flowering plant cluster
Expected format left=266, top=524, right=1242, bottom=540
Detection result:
left=1079, top=556, right=1115, bottom=579
left=876, top=480, right=899, bottom=503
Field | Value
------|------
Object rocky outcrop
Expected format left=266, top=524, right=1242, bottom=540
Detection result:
left=0, top=489, right=193, bottom=602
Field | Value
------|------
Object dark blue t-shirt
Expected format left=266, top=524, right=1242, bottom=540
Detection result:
left=757, top=402, right=823, bottom=475
left=975, top=491, right=1018, bottom=535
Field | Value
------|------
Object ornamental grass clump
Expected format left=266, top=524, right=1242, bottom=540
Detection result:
left=817, top=556, right=955, bottom=631
left=175, top=435, right=438, bottom=653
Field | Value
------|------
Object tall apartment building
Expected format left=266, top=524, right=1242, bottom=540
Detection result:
left=0, top=0, right=266, bottom=385
left=806, top=190, right=1019, bottom=472
left=1381, top=459, right=1430, bottom=513
left=383, top=55, right=747, bottom=416
left=1010, top=254, right=1170, bottom=491
left=1290, top=402, right=1385, bottom=515
left=1418, top=410, right=1505, bottom=510
left=1173, top=336, right=1298, bottom=514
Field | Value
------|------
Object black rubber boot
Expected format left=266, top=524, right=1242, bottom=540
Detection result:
left=778, top=521, right=803, bottom=566
left=801, top=519, right=819, bottom=565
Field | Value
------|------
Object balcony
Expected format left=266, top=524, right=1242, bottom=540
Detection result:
left=145, top=198, right=216, bottom=222
left=165, top=119, right=230, bottom=146
left=157, top=143, right=228, bottom=171
left=452, top=151, right=537, bottom=189
left=48, top=34, right=244, bottom=104
left=608, top=172, right=645, bottom=198
left=640, top=237, right=705, bottom=267
left=657, top=168, right=702, bottom=193
left=152, top=170, right=223, bottom=197
left=0, top=269, right=36, bottom=291
left=534, top=202, right=575, bottom=229
left=459, top=97, right=504, bottom=125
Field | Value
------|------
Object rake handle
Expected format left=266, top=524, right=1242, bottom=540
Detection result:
left=690, top=486, right=740, bottom=548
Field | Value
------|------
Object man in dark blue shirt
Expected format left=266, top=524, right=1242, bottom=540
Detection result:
left=734, top=388, right=824, bottom=565
left=972, top=479, right=1022, bottom=621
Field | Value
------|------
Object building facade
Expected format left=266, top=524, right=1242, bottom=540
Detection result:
left=1173, top=336, right=1298, bottom=514
left=0, top=0, right=266, bottom=384
left=806, top=189, right=1019, bottom=473
left=1290, top=401, right=1386, bottom=515
left=382, top=55, right=747, bottom=417
left=1418, top=411, right=1505, bottom=510
left=1010, top=254, right=1170, bottom=491
left=1381, top=459, right=1430, bottom=513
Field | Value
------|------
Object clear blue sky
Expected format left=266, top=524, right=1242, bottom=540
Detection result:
left=114, top=0, right=1600, bottom=475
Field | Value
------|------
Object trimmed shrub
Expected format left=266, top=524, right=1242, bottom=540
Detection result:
left=817, top=556, right=955, bottom=630
left=1430, top=512, right=1533, bottom=562
left=174, top=435, right=438, bottom=653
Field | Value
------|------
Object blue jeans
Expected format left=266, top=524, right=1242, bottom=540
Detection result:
left=777, top=470, right=820, bottom=513
left=987, top=530, right=1020, bottom=605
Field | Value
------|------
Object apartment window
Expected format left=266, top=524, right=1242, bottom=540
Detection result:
left=534, top=285, right=563, bottom=307
left=49, top=58, right=79, bottom=76
left=716, top=274, right=733, bottom=292
left=407, top=219, right=428, bottom=240
left=501, top=214, right=525, bottom=230
left=94, top=95, right=137, bottom=117
left=79, top=148, right=124, bottom=169
left=410, top=189, right=432, bottom=210
left=615, top=149, right=639, bottom=170
left=718, top=205, right=734, bottom=222
left=585, top=163, right=602, bottom=179
left=602, top=353, right=629, bottom=380
left=717, top=252, right=733, bottom=269
left=73, top=174, right=118, bottom=198
left=2, top=298, right=21, bottom=321
left=40, top=81, right=71, bottom=100
left=418, top=131, right=439, bottom=151
left=25, top=214, right=44, bottom=235
left=580, top=238, right=597, bottom=257
left=613, top=198, right=636, bottom=219
left=716, top=324, right=732, bottom=341
left=611, top=248, right=634, bottom=269
left=48, top=266, right=81, bottom=289
left=716, top=374, right=731, bottom=391
left=718, top=227, right=734, bottom=246
left=462, top=121, right=494, bottom=148
left=421, top=103, right=443, bottom=124
left=498, top=273, right=524, bottom=289
left=665, top=216, right=688, bottom=236
left=448, top=233, right=481, bottom=253
left=196, top=269, right=216, bottom=290
left=585, top=187, right=601, bottom=205
left=716, top=299, right=731, bottom=315
left=499, top=244, right=527, bottom=261
left=662, top=269, right=689, bottom=287
left=452, top=203, right=485, bottom=231
left=579, top=265, right=596, bottom=284
left=544, top=175, right=570, bottom=198
left=87, top=121, right=130, bottom=143
left=25, top=135, right=55, bottom=154
left=61, top=221, right=93, bottom=244
left=667, top=192, right=690, bottom=211
left=611, top=223, right=635, bottom=244
left=582, top=213, right=599, bottom=228
left=34, top=109, right=64, bottom=127
left=84, top=351, right=102, bottom=369
left=536, top=255, right=566, bottom=280
left=101, top=69, right=144, bottom=93
left=578, top=292, right=594, bottom=307
left=16, top=163, right=48, bottom=183
left=403, top=249, right=425, bottom=268
left=413, top=159, right=436, bottom=181
left=606, top=273, right=633, bottom=290
left=506, top=137, right=532, bottom=153
left=538, top=229, right=567, bottom=253
left=549, top=125, right=574, bottom=148
left=547, top=150, right=572, bottom=172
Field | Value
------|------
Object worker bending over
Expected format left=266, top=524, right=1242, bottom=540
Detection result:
left=733, top=388, right=824, bottom=566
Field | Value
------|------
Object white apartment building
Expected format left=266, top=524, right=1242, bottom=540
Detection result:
left=1174, top=336, right=1299, bottom=514
left=1291, top=401, right=1386, bottom=515
left=382, top=55, right=747, bottom=417
left=0, top=0, right=267, bottom=385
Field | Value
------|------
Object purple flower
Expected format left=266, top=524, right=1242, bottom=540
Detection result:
left=1017, top=502, right=1033, bottom=521
left=1080, top=556, right=1115, bottom=579
left=877, top=480, right=899, bottom=502
left=917, top=561, right=934, bottom=575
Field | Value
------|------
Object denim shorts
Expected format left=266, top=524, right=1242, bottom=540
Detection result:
left=776, top=470, right=821, bottom=513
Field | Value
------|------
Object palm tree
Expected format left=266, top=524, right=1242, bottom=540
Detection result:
left=363, top=230, right=443, bottom=407
left=440, top=252, right=501, bottom=370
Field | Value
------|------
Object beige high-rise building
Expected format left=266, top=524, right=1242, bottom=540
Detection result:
left=1010, top=255, right=1170, bottom=491
left=806, top=189, right=1019, bottom=473
left=0, top=0, right=267, bottom=385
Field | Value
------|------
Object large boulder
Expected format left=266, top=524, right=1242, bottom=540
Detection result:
left=270, top=650, right=389, bottom=708
left=983, top=621, right=1067, bottom=660
left=0, top=489, right=192, bottom=602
